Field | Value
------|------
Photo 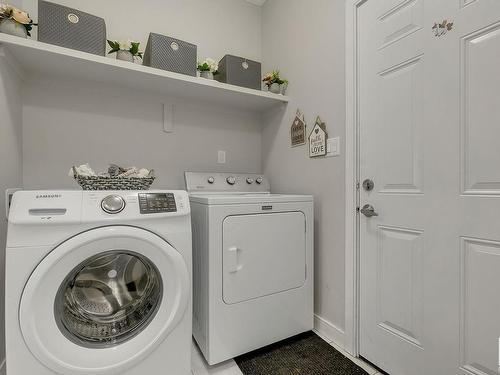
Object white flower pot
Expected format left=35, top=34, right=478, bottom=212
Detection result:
left=280, top=82, right=288, bottom=95
left=269, top=83, right=281, bottom=94
left=0, top=19, right=28, bottom=38
left=199, top=71, right=214, bottom=80
left=116, top=50, right=134, bottom=63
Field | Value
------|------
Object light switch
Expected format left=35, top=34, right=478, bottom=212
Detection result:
left=218, top=151, right=226, bottom=164
left=326, top=137, right=340, bottom=157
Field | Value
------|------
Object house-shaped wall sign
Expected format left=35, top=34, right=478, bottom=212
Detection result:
left=309, top=117, right=328, bottom=158
left=291, top=110, right=306, bottom=147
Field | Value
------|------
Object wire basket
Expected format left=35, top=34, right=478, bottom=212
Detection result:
left=72, top=167, right=155, bottom=191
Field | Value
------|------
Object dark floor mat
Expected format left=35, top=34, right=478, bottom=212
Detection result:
left=235, top=332, right=369, bottom=375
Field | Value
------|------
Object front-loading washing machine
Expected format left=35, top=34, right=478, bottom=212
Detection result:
left=185, top=172, right=314, bottom=365
left=6, top=190, right=192, bottom=375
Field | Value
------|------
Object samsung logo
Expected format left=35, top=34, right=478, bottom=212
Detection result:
left=36, top=194, right=62, bottom=199
left=262, top=205, right=273, bottom=211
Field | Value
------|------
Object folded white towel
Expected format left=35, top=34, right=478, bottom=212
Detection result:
left=69, top=164, right=97, bottom=177
left=70, top=164, right=151, bottom=178
left=117, top=168, right=139, bottom=178
left=136, top=168, right=150, bottom=178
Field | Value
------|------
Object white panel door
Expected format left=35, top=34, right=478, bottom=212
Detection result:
left=222, top=212, right=306, bottom=305
left=358, top=0, right=500, bottom=374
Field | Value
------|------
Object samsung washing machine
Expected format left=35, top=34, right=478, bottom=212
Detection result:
left=5, top=190, right=192, bottom=375
left=185, top=172, right=314, bottom=365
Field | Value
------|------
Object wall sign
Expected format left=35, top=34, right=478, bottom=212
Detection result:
left=291, top=109, right=306, bottom=147
left=309, top=116, right=327, bottom=158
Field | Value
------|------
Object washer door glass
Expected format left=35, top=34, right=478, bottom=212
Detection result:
left=54, top=251, right=162, bottom=348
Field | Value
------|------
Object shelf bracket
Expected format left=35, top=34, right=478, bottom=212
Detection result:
left=163, top=103, right=175, bottom=133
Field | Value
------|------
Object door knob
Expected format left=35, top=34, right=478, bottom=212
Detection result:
left=362, top=179, right=375, bottom=191
left=360, top=204, right=378, bottom=218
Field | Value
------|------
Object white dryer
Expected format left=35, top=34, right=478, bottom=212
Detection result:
left=185, top=172, right=314, bottom=365
left=6, top=190, right=192, bottom=375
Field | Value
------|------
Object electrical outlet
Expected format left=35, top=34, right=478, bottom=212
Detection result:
left=218, top=151, right=226, bottom=164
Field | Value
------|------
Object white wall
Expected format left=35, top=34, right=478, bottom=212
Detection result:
left=0, top=50, right=23, bottom=373
left=261, top=0, right=346, bottom=339
left=22, top=0, right=262, bottom=62
left=22, top=78, right=262, bottom=189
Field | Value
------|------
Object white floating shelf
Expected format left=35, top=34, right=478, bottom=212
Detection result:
left=0, top=33, right=289, bottom=112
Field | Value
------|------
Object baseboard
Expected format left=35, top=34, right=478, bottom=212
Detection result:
left=313, top=315, right=346, bottom=350
left=0, top=358, right=5, bottom=375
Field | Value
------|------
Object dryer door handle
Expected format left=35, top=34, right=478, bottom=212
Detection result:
left=227, top=247, right=242, bottom=273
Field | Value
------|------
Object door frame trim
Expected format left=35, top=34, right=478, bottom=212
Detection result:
left=344, top=0, right=367, bottom=357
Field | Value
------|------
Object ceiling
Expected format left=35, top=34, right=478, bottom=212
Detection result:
left=245, top=0, right=267, bottom=6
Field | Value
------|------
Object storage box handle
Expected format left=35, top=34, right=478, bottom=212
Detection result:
left=170, top=41, right=179, bottom=51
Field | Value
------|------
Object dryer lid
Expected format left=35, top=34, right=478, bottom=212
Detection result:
left=188, top=193, right=313, bottom=205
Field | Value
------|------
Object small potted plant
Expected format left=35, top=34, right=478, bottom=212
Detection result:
left=0, top=4, right=36, bottom=38
left=197, top=58, right=218, bottom=80
left=263, top=70, right=288, bottom=95
left=107, top=40, right=143, bottom=63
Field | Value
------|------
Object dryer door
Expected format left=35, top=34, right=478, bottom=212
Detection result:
left=222, top=212, right=306, bottom=305
left=20, top=226, right=189, bottom=375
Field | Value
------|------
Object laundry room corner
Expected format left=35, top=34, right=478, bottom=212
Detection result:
left=261, top=0, right=347, bottom=348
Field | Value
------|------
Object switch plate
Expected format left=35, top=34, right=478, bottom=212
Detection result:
left=218, top=151, right=226, bottom=164
left=326, top=137, right=340, bottom=157
left=163, top=103, right=174, bottom=133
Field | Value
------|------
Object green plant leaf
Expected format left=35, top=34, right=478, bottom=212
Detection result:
left=130, top=42, right=139, bottom=55
left=107, top=40, right=120, bottom=54
left=107, top=40, right=116, bottom=48
left=24, top=23, right=34, bottom=37
left=197, top=62, right=211, bottom=71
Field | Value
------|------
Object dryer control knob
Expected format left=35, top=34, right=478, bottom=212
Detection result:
left=207, top=176, right=215, bottom=184
left=256, top=177, right=263, bottom=185
left=101, top=195, right=126, bottom=214
left=226, top=176, right=236, bottom=185
left=246, top=178, right=255, bottom=184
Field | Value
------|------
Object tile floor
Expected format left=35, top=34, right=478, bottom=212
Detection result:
left=191, top=331, right=384, bottom=375
left=191, top=343, right=242, bottom=375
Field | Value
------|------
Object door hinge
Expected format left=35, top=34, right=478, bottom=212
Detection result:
left=356, top=182, right=360, bottom=190
left=356, top=206, right=360, bottom=213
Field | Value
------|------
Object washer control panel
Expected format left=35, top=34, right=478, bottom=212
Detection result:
left=139, top=193, right=177, bottom=214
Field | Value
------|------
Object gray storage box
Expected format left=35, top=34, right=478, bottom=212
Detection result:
left=215, top=55, right=261, bottom=90
left=38, top=1, right=106, bottom=56
left=143, top=33, right=197, bottom=77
